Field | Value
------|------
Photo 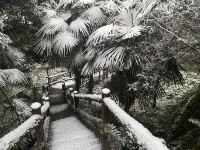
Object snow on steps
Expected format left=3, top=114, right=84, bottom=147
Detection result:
left=48, top=116, right=102, bottom=150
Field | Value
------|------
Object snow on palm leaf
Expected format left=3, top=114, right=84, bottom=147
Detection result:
left=35, top=38, right=52, bottom=56
left=86, top=24, right=122, bottom=46
left=0, top=69, right=27, bottom=86
left=53, top=31, right=78, bottom=56
left=101, top=0, right=122, bottom=14
left=81, top=62, right=93, bottom=76
left=0, top=32, right=12, bottom=47
left=0, top=47, right=25, bottom=67
left=57, top=0, right=77, bottom=9
left=81, top=6, right=105, bottom=26
left=12, top=98, right=32, bottom=116
left=36, top=17, right=68, bottom=39
left=94, top=47, right=126, bottom=69
left=121, top=26, right=144, bottom=40
left=71, top=50, right=85, bottom=67
left=42, top=9, right=57, bottom=23
left=69, top=18, right=90, bottom=37
left=73, top=0, right=96, bottom=8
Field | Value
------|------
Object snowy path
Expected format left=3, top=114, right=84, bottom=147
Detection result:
left=48, top=116, right=102, bottom=150
left=48, top=84, right=102, bottom=150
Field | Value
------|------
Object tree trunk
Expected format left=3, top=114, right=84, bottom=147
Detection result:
left=74, top=68, right=81, bottom=92
left=88, top=74, right=94, bottom=94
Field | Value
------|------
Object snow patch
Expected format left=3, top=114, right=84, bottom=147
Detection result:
left=102, top=88, right=110, bottom=95
left=31, top=102, right=41, bottom=109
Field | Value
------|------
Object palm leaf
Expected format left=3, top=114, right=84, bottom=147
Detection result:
left=86, top=24, right=122, bottom=46
left=12, top=98, right=32, bottom=116
left=101, top=0, right=122, bottom=14
left=69, top=18, right=90, bottom=37
left=73, top=0, right=96, bottom=8
left=72, top=50, right=85, bottom=67
left=0, top=69, right=27, bottom=86
left=57, top=0, right=77, bottom=9
left=36, top=17, right=68, bottom=39
left=0, top=47, right=25, bottom=68
left=41, top=9, right=57, bottom=23
left=81, top=6, right=106, bottom=26
left=53, top=31, right=79, bottom=56
left=94, top=46, right=126, bottom=69
left=34, top=38, right=53, bottom=56
left=121, top=26, right=144, bottom=40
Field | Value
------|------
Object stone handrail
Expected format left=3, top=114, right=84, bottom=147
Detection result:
left=0, top=96, right=50, bottom=150
left=68, top=88, right=169, bottom=150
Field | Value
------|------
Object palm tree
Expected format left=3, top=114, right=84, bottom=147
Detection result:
left=83, top=0, right=185, bottom=112
left=0, top=17, right=28, bottom=124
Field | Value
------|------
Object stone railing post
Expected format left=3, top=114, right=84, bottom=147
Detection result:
left=102, top=88, right=111, bottom=124
left=44, top=97, right=50, bottom=116
left=74, top=91, right=79, bottom=109
left=69, top=88, right=74, bottom=106
left=31, top=102, right=46, bottom=150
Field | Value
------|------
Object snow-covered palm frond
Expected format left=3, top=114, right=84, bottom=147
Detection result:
left=0, top=47, right=25, bottom=68
left=81, top=6, right=106, bottom=26
left=34, top=38, right=52, bottom=56
left=12, top=98, right=32, bottom=116
left=73, top=0, right=96, bottom=8
left=60, top=11, right=72, bottom=21
left=121, top=26, right=144, bottom=40
left=0, top=32, right=12, bottom=47
left=81, top=62, right=94, bottom=75
left=69, top=18, right=90, bottom=37
left=85, top=47, right=97, bottom=60
left=72, top=50, right=85, bottom=67
left=0, top=69, right=27, bottom=86
left=53, top=31, right=79, bottom=56
left=101, top=0, right=122, bottom=14
left=36, top=17, right=68, bottom=39
left=42, top=9, right=57, bottom=23
left=86, top=24, right=122, bottom=46
left=94, top=46, right=126, bottom=69
left=57, top=0, right=77, bottom=9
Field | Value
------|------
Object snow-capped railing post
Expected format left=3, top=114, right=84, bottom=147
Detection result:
left=102, top=88, right=111, bottom=124
left=74, top=90, right=79, bottom=109
left=68, top=87, right=74, bottom=108
left=44, top=97, right=50, bottom=116
left=31, top=102, right=46, bottom=150
left=62, top=82, right=66, bottom=101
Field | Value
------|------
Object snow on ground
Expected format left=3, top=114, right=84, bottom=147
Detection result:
left=50, top=103, right=69, bottom=114
left=48, top=116, right=102, bottom=150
